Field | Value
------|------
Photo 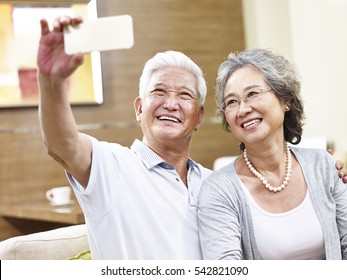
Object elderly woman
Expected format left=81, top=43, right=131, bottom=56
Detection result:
left=198, top=48, right=347, bottom=260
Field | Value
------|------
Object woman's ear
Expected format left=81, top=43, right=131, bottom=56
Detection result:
left=134, top=97, right=142, bottom=121
left=284, top=100, right=291, bottom=111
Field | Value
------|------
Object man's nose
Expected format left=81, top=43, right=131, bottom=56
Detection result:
left=163, top=92, right=180, bottom=109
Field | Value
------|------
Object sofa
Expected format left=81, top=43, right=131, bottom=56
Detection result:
left=0, top=224, right=90, bottom=260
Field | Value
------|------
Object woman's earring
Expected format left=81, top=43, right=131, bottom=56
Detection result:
left=285, top=106, right=290, bottom=111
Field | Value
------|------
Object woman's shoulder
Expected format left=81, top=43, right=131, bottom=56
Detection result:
left=290, top=145, right=336, bottom=176
left=290, top=145, right=331, bottom=162
left=208, top=161, right=238, bottom=180
left=201, top=161, right=242, bottom=195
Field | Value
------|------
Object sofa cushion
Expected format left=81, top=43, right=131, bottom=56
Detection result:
left=68, top=249, right=92, bottom=260
left=0, top=224, right=89, bottom=260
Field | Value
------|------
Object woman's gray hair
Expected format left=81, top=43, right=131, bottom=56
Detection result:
left=216, top=48, right=305, bottom=150
left=139, top=50, right=207, bottom=105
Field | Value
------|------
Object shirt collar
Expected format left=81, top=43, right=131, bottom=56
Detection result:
left=130, top=139, right=202, bottom=176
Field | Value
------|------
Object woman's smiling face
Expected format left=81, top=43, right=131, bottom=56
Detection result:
left=223, top=66, right=287, bottom=146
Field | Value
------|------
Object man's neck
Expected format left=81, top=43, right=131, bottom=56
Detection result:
left=143, top=138, right=191, bottom=186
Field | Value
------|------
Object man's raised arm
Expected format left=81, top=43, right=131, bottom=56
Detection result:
left=37, top=17, right=92, bottom=187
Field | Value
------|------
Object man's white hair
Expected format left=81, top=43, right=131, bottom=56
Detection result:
left=139, top=50, right=207, bottom=105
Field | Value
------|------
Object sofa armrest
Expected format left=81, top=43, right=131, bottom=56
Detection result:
left=0, top=224, right=89, bottom=260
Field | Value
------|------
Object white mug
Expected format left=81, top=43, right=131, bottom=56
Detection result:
left=46, top=186, right=72, bottom=206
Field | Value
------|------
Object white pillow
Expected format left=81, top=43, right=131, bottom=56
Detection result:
left=0, top=224, right=89, bottom=260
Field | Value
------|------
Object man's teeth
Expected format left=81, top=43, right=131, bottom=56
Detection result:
left=158, top=116, right=179, bottom=123
left=243, top=119, right=261, bottom=128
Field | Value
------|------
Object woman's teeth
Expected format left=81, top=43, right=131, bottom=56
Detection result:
left=243, top=119, right=261, bottom=128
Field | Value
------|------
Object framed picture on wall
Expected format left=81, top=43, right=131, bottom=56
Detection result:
left=0, top=1, right=103, bottom=108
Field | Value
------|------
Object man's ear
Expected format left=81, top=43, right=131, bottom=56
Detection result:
left=194, top=106, right=205, bottom=131
left=134, top=97, right=142, bottom=121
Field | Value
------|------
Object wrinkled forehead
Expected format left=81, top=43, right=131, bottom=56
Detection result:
left=148, top=67, right=198, bottom=94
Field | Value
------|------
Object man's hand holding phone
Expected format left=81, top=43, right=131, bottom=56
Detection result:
left=63, top=15, right=134, bottom=54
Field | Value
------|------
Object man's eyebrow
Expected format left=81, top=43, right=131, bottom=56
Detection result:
left=151, top=83, right=196, bottom=94
left=152, top=82, right=165, bottom=87
left=180, top=86, right=196, bottom=94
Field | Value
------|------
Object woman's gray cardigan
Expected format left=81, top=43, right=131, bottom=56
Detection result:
left=198, top=147, right=347, bottom=260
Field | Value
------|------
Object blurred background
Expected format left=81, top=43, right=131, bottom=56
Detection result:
left=0, top=0, right=345, bottom=240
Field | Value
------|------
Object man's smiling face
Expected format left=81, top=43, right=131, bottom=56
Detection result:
left=134, top=67, right=204, bottom=146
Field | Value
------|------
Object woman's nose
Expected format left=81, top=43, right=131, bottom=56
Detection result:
left=237, top=99, right=252, bottom=117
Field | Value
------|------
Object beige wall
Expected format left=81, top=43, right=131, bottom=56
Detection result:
left=242, top=0, right=347, bottom=163
left=242, top=0, right=292, bottom=60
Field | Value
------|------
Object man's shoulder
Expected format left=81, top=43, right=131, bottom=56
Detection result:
left=86, top=134, right=131, bottom=152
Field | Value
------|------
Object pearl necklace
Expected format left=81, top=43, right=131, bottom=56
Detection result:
left=243, top=142, right=292, bottom=193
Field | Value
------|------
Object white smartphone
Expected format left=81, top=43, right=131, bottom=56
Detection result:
left=64, top=15, right=134, bottom=54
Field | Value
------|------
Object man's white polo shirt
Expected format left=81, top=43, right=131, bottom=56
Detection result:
left=67, top=136, right=212, bottom=259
